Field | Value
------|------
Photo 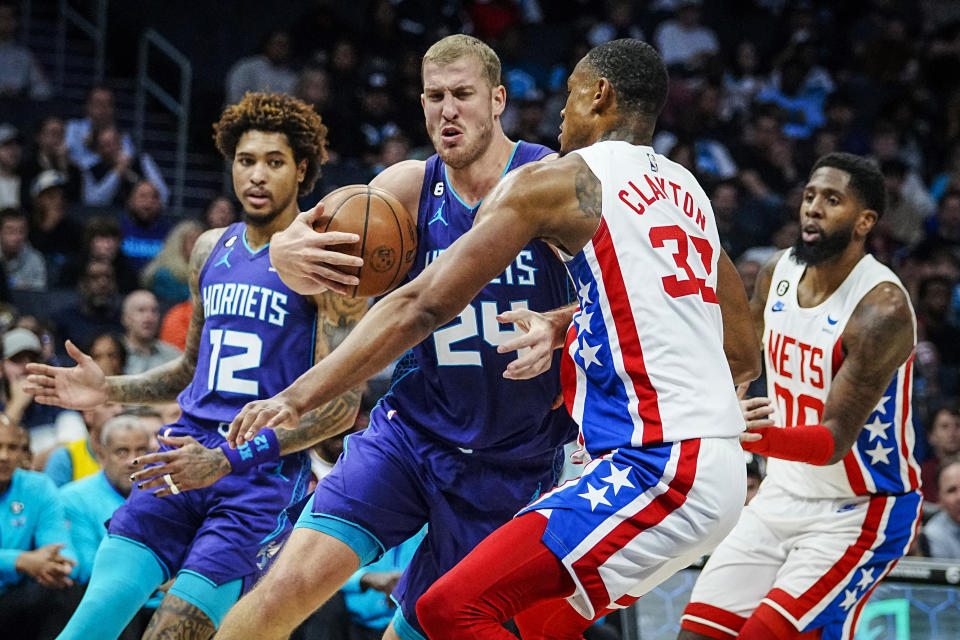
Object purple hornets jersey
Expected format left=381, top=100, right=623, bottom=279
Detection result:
left=177, top=222, right=318, bottom=427
left=383, top=141, right=577, bottom=458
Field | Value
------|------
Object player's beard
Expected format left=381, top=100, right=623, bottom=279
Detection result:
left=437, top=118, right=494, bottom=170
left=792, top=223, right=854, bottom=266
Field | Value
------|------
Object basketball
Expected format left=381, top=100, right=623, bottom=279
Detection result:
left=314, top=185, right=418, bottom=298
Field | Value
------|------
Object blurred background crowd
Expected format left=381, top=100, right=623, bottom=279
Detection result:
left=1, top=0, right=960, bottom=638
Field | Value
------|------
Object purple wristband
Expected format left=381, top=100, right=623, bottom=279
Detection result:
left=220, top=428, right=281, bottom=473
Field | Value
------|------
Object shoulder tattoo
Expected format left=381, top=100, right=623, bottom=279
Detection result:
left=574, top=165, right=602, bottom=219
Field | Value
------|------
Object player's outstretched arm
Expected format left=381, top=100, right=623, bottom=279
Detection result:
left=717, top=249, right=761, bottom=385
left=28, top=228, right=223, bottom=410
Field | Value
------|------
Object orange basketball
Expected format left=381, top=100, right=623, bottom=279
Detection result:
left=314, top=185, right=418, bottom=298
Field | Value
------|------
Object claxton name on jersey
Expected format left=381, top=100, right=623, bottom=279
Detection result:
left=616, top=173, right=708, bottom=232
left=202, top=282, right=291, bottom=327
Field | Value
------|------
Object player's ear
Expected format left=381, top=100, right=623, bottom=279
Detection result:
left=856, top=209, right=878, bottom=237
left=593, top=77, right=614, bottom=114
left=491, top=84, right=506, bottom=117
left=297, top=158, right=307, bottom=183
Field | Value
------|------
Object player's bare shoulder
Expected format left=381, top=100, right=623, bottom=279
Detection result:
left=189, top=227, right=230, bottom=281
left=482, top=155, right=599, bottom=257
left=753, top=249, right=789, bottom=301
left=190, top=227, right=229, bottom=271
left=497, top=154, right=594, bottom=216
left=844, top=281, right=914, bottom=367
left=370, top=159, right=426, bottom=214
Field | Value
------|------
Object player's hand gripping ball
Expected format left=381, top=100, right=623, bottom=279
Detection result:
left=314, top=185, right=417, bottom=297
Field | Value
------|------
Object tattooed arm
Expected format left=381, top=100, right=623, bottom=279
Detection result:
left=274, top=291, right=368, bottom=454
left=25, top=228, right=224, bottom=410
left=106, top=228, right=225, bottom=404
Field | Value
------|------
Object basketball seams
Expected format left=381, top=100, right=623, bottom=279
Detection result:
left=374, top=189, right=405, bottom=292
left=324, top=190, right=366, bottom=297
left=354, top=186, right=373, bottom=299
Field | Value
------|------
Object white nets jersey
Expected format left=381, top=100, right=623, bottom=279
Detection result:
left=561, top=141, right=743, bottom=453
left=763, top=252, right=920, bottom=498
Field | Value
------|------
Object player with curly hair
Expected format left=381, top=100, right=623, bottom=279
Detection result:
left=27, top=92, right=368, bottom=640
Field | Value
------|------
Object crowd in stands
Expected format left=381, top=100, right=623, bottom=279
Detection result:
left=2, top=0, right=960, bottom=637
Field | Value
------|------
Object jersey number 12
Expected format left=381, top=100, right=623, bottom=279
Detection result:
left=207, top=329, right=262, bottom=395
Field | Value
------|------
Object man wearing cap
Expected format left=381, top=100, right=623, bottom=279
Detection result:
left=0, top=208, right=46, bottom=291
left=19, top=117, right=83, bottom=206
left=29, top=170, right=82, bottom=273
left=1, top=328, right=70, bottom=441
left=0, top=123, right=22, bottom=209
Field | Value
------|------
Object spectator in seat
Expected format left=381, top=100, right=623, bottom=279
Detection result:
left=82, top=124, right=169, bottom=208
left=0, top=123, right=23, bottom=209
left=0, top=207, right=45, bottom=291
left=653, top=0, right=719, bottom=73
left=0, top=2, right=51, bottom=101
left=0, top=419, right=78, bottom=640
left=225, top=29, right=298, bottom=106
left=880, top=157, right=935, bottom=249
left=20, top=117, right=83, bottom=205
left=120, top=290, right=179, bottom=375
left=920, top=405, right=960, bottom=504
left=52, top=259, right=123, bottom=360
left=65, top=85, right=135, bottom=170
left=60, top=216, right=139, bottom=294
left=0, top=328, right=75, bottom=451
left=922, top=456, right=960, bottom=560
left=202, top=194, right=238, bottom=230
left=140, top=220, right=202, bottom=305
left=59, top=416, right=153, bottom=608
left=28, top=171, right=82, bottom=280
left=87, top=332, right=126, bottom=376
left=43, top=401, right=122, bottom=487
left=916, top=189, right=960, bottom=261
left=119, top=180, right=171, bottom=273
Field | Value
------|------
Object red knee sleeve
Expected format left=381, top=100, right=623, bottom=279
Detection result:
left=418, top=513, right=575, bottom=640
left=742, top=603, right=820, bottom=639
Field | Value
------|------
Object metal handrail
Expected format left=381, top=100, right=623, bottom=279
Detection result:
left=55, top=0, right=106, bottom=90
left=135, top=28, right=192, bottom=217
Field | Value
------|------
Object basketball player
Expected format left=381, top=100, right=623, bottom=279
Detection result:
left=221, top=38, right=760, bottom=639
left=24, top=93, right=367, bottom=640
left=678, top=153, right=921, bottom=640
left=215, top=35, right=578, bottom=640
